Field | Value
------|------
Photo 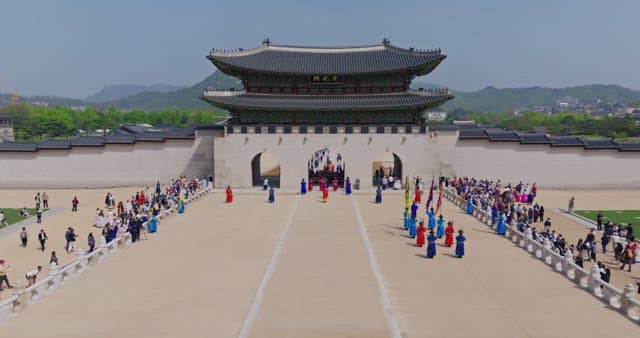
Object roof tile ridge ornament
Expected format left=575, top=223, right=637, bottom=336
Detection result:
left=208, top=44, right=268, bottom=58
left=203, top=88, right=245, bottom=97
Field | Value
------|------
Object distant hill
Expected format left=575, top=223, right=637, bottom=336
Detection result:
left=443, top=85, right=640, bottom=113
left=86, top=83, right=186, bottom=103
left=105, top=71, right=242, bottom=110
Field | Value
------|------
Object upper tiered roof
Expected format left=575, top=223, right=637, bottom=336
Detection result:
left=207, top=39, right=446, bottom=76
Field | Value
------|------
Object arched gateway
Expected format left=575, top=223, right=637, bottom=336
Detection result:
left=203, top=39, right=453, bottom=189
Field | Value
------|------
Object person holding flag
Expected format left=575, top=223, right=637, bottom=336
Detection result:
left=427, top=207, right=436, bottom=231
left=409, top=215, right=417, bottom=239
left=425, top=177, right=435, bottom=210
left=436, top=215, right=446, bottom=238
left=403, top=210, right=411, bottom=230
left=411, top=200, right=418, bottom=219
left=414, top=185, right=422, bottom=204
left=435, top=181, right=444, bottom=215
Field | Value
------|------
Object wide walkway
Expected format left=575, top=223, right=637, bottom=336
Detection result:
left=0, top=191, right=638, bottom=337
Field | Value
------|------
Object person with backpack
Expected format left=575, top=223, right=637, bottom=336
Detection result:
left=620, top=243, right=634, bottom=272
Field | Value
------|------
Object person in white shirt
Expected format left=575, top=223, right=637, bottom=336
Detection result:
left=25, top=266, right=42, bottom=287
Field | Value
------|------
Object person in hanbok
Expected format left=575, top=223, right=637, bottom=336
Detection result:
left=322, top=188, right=329, bottom=203
left=465, top=196, right=474, bottom=214
left=178, top=194, right=185, bottom=213
left=319, top=178, right=326, bottom=192
left=140, top=191, right=146, bottom=206
left=268, top=186, right=275, bottom=203
left=436, top=215, right=446, bottom=238
left=427, top=208, right=436, bottom=231
left=409, top=216, right=417, bottom=238
left=300, top=179, right=307, bottom=195
left=455, top=230, right=466, bottom=258
left=225, top=186, right=233, bottom=203
left=426, top=230, right=437, bottom=258
left=375, top=186, right=382, bottom=204
left=496, top=212, right=506, bottom=235
left=345, top=177, right=352, bottom=195
left=148, top=214, right=157, bottom=233
left=308, top=179, right=313, bottom=192
left=444, top=221, right=455, bottom=247
left=404, top=189, right=412, bottom=211
left=491, top=204, right=499, bottom=225
left=332, top=178, right=338, bottom=192
left=403, top=211, right=410, bottom=230
left=414, top=187, right=422, bottom=204
left=411, top=201, right=418, bottom=219
left=416, top=220, right=426, bottom=247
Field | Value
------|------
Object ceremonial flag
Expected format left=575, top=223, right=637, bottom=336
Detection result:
left=425, top=176, right=435, bottom=210
left=435, top=181, right=444, bottom=214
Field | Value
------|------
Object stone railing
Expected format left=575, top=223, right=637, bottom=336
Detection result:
left=442, top=186, right=640, bottom=323
left=0, top=185, right=212, bottom=323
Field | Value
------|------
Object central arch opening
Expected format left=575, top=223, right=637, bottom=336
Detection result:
left=372, top=152, right=402, bottom=188
left=251, top=152, right=280, bottom=188
left=308, top=147, right=345, bottom=187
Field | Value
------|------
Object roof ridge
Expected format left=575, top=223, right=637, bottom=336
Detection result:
left=208, top=42, right=442, bottom=57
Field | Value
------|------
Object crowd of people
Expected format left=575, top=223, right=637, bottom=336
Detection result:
left=0, top=176, right=208, bottom=299
left=308, top=148, right=345, bottom=188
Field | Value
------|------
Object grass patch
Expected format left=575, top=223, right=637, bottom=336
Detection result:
left=0, top=208, right=41, bottom=229
left=575, top=210, right=640, bottom=234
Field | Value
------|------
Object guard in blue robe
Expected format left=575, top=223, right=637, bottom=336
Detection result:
left=465, top=197, right=474, bottom=214
left=427, top=208, right=436, bottom=230
left=496, top=213, right=506, bottom=235
left=426, top=231, right=437, bottom=258
left=178, top=201, right=185, bottom=213
left=411, top=201, right=418, bottom=219
left=375, top=186, right=382, bottom=204
left=300, top=179, right=307, bottom=195
left=148, top=215, right=157, bottom=233
left=491, top=205, right=499, bottom=224
left=455, top=230, right=466, bottom=258
left=403, top=211, right=410, bottom=230
left=409, top=217, right=417, bottom=238
left=436, top=215, right=446, bottom=238
left=268, top=186, right=275, bottom=203
left=345, top=178, right=352, bottom=195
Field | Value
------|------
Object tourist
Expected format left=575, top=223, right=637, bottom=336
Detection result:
left=601, top=230, right=610, bottom=254
left=539, top=205, right=545, bottom=223
left=455, top=230, right=466, bottom=258
left=345, top=177, right=352, bottom=195
left=25, top=266, right=42, bottom=287
left=436, top=215, right=446, bottom=239
left=19, top=227, right=29, bottom=247
left=268, top=186, right=275, bottom=203
left=596, top=211, right=604, bottom=231
left=375, top=186, right=382, bottom=204
left=263, top=178, right=269, bottom=191
left=322, top=186, right=329, bottom=203
left=416, top=220, right=426, bottom=247
left=49, top=251, right=59, bottom=266
left=444, top=221, right=455, bottom=247
left=426, top=230, right=437, bottom=258
left=156, top=181, right=161, bottom=195
left=71, top=196, right=79, bottom=212
left=226, top=185, right=233, bottom=203
left=620, top=243, right=634, bottom=272
left=87, top=233, right=95, bottom=252
left=574, top=255, right=584, bottom=268
left=300, top=179, right=307, bottom=195
left=65, top=227, right=77, bottom=253
left=38, top=229, right=48, bottom=252
left=34, top=192, right=41, bottom=209
left=42, top=192, right=49, bottom=209
left=568, top=197, right=575, bottom=214
left=0, top=259, right=13, bottom=290
left=543, top=218, right=551, bottom=231
left=36, top=207, right=43, bottom=223
left=0, top=211, right=8, bottom=226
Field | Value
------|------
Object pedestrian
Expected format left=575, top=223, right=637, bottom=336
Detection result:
left=263, top=178, right=269, bottom=191
left=38, top=229, right=48, bottom=252
left=67, top=228, right=77, bottom=252
left=568, top=197, right=575, bottom=214
left=0, top=210, right=6, bottom=227
left=0, top=259, right=14, bottom=290
left=36, top=207, right=43, bottom=223
left=72, top=196, right=79, bottom=212
left=87, top=233, right=95, bottom=252
left=596, top=211, right=604, bottom=231
left=375, top=185, right=382, bottom=204
left=34, top=192, right=41, bottom=209
left=49, top=251, right=59, bottom=266
left=543, top=218, right=551, bottom=231
left=19, top=227, right=29, bottom=247
left=268, top=186, right=275, bottom=203
left=25, top=266, right=42, bottom=287
left=42, top=192, right=49, bottom=209
left=455, top=230, right=466, bottom=258
left=426, top=230, right=437, bottom=258
left=620, top=244, right=633, bottom=272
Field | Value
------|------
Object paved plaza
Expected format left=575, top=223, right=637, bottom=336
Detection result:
left=0, top=187, right=638, bottom=337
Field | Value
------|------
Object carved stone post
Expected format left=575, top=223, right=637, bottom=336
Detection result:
left=619, top=283, right=636, bottom=316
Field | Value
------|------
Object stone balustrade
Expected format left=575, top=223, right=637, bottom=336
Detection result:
left=0, top=185, right=211, bottom=323
left=443, top=186, right=640, bottom=323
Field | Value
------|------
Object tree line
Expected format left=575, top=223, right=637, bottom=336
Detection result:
left=2, top=104, right=227, bottom=141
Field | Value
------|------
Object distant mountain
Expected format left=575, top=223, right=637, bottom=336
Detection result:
left=443, top=85, right=640, bottom=113
left=85, top=83, right=186, bottom=103
left=106, top=71, right=242, bottom=110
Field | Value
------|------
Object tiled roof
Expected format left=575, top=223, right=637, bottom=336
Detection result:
left=618, top=143, right=640, bottom=152
left=581, top=139, right=619, bottom=150
left=135, top=132, right=166, bottom=142
left=428, top=125, right=458, bottom=132
left=458, top=128, right=489, bottom=140
left=548, top=136, right=584, bottom=147
left=518, top=133, right=550, bottom=144
left=166, top=128, right=196, bottom=139
left=72, top=136, right=105, bottom=147
left=37, top=139, right=72, bottom=149
left=0, top=113, right=15, bottom=120
left=104, top=134, right=136, bottom=144
left=0, top=142, right=38, bottom=152
left=486, top=130, right=519, bottom=142
left=202, top=90, right=453, bottom=111
left=207, top=42, right=445, bottom=76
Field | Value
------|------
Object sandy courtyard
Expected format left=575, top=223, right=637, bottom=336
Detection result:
left=0, top=188, right=638, bottom=337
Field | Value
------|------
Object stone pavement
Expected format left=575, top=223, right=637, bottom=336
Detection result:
left=0, top=190, right=638, bottom=337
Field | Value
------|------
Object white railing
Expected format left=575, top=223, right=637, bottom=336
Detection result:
left=443, top=186, right=640, bottom=323
left=0, top=185, right=212, bottom=323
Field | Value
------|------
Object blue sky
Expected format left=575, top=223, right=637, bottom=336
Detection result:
left=1, top=0, right=638, bottom=98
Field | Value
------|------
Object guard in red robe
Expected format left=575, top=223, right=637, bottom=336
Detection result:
left=319, top=178, right=326, bottom=192
left=414, top=188, right=422, bottom=204
left=322, top=188, right=329, bottom=203
left=444, top=221, right=455, bottom=247
left=225, top=186, right=233, bottom=203
left=332, top=178, right=338, bottom=192
left=139, top=191, right=146, bottom=205
left=308, top=180, right=313, bottom=192
left=416, top=221, right=426, bottom=247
